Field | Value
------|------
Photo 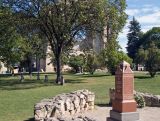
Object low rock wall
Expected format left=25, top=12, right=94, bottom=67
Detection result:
left=34, top=89, right=95, bottom=121
left=135, top=92, right=160, bottom=107
left=109, top=88, right=160, bottom=107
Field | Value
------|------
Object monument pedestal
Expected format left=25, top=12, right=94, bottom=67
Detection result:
left=107, top=110, right=139, bottom=121
left=112, top=100, right=137, bottom=112
left=107, top=61, right=140, bottom=121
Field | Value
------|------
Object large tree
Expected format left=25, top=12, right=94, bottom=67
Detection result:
left=104, top=41, right=132, bottom=75
left=4, top=0, right=106, bottom=84
left=0, top=7, right=27, bottom=74
left=106, top=0, right=127, bottom=41
left=127, top=17, right=142, bottom=62
left=80, top=0, right=128, bottom=73
left=136, top=42, right=160, bottom=77
left=79, top=0, right=127, bottom=53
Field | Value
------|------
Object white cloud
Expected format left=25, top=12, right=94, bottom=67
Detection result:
left=137, top=11, right=160, bottom=24
left=143, top=4, right=154, bottom=8
left=141, top=7, right=160, bottom=13
left=118, top=28, right=128, bottom=39
left=118, top=37, right=128, bottom=53
left=125, top=9, right=139, bottom=16
left=141, top=8, right=152, bottom=13
left=141, top=24, right=160, bottom=32
left=118, top=28, right=129, bottom=52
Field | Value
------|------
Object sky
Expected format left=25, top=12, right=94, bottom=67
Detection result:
left=118, top=0, right=160, bottom=52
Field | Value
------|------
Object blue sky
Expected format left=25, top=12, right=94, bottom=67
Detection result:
left=118, top=0, right=160, bottom=52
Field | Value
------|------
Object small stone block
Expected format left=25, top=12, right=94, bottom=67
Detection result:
left=109, top=110, right=139, bottom=121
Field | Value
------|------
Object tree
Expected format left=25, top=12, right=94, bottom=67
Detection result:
left=30, top=34, right=47, bottom=80
left=68, top=54, right=84, bottom=73
left=79, top=0, right=127, bottom=54
left=85, top=53, right=99, bottom=75
left=97, top=0, right=128, bottom=74
left=106, top=0, right=127, bottom=41
left=106, top=51, right=132, bottom=75
left=79, top=0, right=128, bottom=74
left=102, top=38, right=132, bottom=75
left=0, top=61, right=2, bottom=71
left=0, top=7, right=27, bottom=75
left=135, top=46, right=147, bottom=64
left=127, top=17, right=143, bottom=62
left=140, top=27, right=160, bottom=49
left=4, top=0, right=106, bottom=84
left=136, top=42, right=160, bottom=77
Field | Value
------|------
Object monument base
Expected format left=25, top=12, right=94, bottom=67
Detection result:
left=107, top=110, right=139, bottom=121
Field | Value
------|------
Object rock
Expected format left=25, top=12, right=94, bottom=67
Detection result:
left=151, top=96, right=159, bottom=106
left=34, top=90, right=95, bottom=121
left=109, top=89, right=160, bottom=107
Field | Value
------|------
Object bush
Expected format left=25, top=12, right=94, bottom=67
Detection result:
left=85, top=54, right=99, bottom=74
left=134, top=94, right=145, bottom=108
left=68, top=55, right=84, bottom=73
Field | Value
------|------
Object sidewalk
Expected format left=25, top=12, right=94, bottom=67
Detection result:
left=83, top=106, right=160, bottom=121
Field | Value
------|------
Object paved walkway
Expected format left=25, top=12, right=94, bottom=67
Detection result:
left=83, top=106, right=160, bottom=121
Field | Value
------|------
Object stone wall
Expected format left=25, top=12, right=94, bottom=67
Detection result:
left=135, top=92, right=160, bottom=107
left=34, top=89, right=95, bottom=121
left=109, top=88, right=160, bottom=107
left=108, top=88, right=115, bottom=105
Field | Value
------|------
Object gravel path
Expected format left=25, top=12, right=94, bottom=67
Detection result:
left=83, top=106, right=160, bottom=121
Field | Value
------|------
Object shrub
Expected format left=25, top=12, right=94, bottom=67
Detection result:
left=134, top=94, right=145, bottom=108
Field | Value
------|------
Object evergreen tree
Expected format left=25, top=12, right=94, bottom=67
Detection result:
left=127, top=17, right=142, bottom=62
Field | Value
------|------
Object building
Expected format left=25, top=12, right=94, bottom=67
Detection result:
left=0, top=62, right=7, bottom=74
left=79, top=26, right=109, bottom=54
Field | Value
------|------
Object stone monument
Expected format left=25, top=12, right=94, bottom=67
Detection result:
left=107, top=61, right=139, bottom=121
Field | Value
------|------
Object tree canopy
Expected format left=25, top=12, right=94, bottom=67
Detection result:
left=0, top=7, right=27, bottom=72
left=1, top=0, right=128, bottom=83
left=140, top=27, right=160, bottom=49
left=3, top=0, right=107, bottom=83
left=135, top=27, right=160, bottom=77
left=136, top=42, right=160, bottom=77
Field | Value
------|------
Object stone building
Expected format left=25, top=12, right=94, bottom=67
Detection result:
left=0, top=26, right=110, bottom=74
left=0, top=62, right=7, bottom=74
left=38, top=45, right=54, bottom=72
left=79, top=26, right=109, bottom=54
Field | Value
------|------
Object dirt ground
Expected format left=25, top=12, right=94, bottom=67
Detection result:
left=82, top=106, right=160, bottom=121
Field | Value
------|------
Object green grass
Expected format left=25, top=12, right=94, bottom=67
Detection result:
left=0, top=72, right=160, bottom=121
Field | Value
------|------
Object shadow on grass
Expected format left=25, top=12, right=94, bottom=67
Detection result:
left=24, top=117, right=34, bottom=121
left=81, top=74, right=111, bottom=78
left=65, top=79, right=85, bottom=84
left=0, top=76, right=85, bottom=90
left=96, top=103, right=111, bottom=107
left=0, top=76, right=54, bottom=90
left=134, top=75, right=151, bottom=79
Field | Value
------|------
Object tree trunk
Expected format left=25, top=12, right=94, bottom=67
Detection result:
left=80, top=66, right=83, bottom=73
left=28, top=56, right=32, bottom=79
left=19, top=67, right=24, bottom=82
left=37, top=58, right=40, bottom=80
left=56, top=55, right=61, bottom=84
left=149, top=71, right=156, bottom=78
left=11, top=68, right=14, bottom=76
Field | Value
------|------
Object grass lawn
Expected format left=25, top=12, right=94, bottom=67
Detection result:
left=0, top=72, right=160, bottom=121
